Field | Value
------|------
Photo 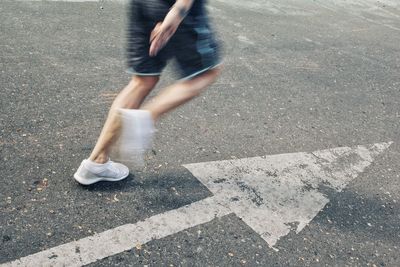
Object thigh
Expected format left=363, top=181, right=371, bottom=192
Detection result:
left=126, top=0, right=170, bottom=76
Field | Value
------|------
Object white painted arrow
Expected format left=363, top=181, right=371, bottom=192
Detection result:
left=1, top=142, right=392, bottom=267
left=184, top=142, right=392, bottom=247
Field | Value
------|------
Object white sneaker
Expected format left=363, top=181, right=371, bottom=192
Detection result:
left=74, top=159, right=129, bottom=185
left=115, top=109, right=155, bottom=166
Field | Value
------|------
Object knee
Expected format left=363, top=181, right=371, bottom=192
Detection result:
left=113, top=76, right=159, bottom=109
left=187, top=66, right=223, bottom=96
left=201, top=66, right=222, bottom=85
left=210, top=65, right=223, bottom=77
left=201, top=66, right=223, bottom=87
left=132, top=76, right=159, bottom=94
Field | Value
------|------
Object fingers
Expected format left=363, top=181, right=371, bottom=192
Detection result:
left=149, top=22, right=164, bottom=57
left=149, top=37, right=161, bottom=57
left=150, top=22, right=162, bottom=44
left=150, top=29, right=171, bottom=57
left=149, top=22, right=177, bottom=57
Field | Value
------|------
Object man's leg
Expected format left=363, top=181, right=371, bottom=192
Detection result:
left=115, top=67, right=221, bottom=167
left=141, top=67, right=221, bottom=120
left=89, top=75, right=159, bottom=164
left=74, top=69, right=220, bottom=185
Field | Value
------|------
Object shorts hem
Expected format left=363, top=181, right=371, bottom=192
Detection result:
left=126, top=68, right=162, bottom=76
left=179, top=62, right=223, bottom=81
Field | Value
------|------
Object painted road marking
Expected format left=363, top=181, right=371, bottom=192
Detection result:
left=16, top=0, right=102, bottom=2
left=184, top=142, right=392, bottom=247
left=14, top=0, right=127, bottom=2
left=1, top=142, right=392, bottom=267
left=2, top=197, right=230, bottom=267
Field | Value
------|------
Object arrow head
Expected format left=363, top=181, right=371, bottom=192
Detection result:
left=184, top=142, right=392, bottom=247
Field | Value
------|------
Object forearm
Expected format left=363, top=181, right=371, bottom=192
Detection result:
left=149, top=0, right=195, bottom=56
left=163, top=0, right=194, bottom=26
left=173, top=0, right=194, bottom=19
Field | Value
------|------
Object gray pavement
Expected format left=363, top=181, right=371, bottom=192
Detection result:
left=1, top=0, right=400, bottom=266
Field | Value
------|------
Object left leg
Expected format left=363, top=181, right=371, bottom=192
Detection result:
left=89, top=75, right=159, bottom=164
left=74, top=75, right=159, bottom=185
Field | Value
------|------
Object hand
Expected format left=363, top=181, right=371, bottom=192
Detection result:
left=149, top=6, right=184, bottom=57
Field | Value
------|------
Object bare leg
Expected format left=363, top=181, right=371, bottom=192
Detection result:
left=142, top=67, right=221, bottom=120
left=89, top=76, right=159, bottom=163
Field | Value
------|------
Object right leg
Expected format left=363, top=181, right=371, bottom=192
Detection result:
left=115, top=67, right=221, bottom=166
left=142, top=67, right=221, bottom=121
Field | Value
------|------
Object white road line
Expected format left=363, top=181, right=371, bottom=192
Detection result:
left=1, top=142, right=392, bottom=267
left=14, top=0, right=128, bottom=2
left=15, top=0, right=103, bottom=2
left=2, top=197, right=230, bottom=267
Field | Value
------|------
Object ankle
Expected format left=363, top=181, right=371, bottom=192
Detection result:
left=89, top=154, right=109, bottom=164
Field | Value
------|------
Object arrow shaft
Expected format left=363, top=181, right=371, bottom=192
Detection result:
left=2, top=196, right=230, bottom=267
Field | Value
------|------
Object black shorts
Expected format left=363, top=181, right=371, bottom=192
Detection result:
left=126, top=0, right=221, bottom=79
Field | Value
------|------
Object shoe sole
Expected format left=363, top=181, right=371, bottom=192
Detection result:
left=73, top=171, right=129, bottom=185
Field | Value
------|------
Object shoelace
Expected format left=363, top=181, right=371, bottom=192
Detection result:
left=107, top=161, right=121, bottom=175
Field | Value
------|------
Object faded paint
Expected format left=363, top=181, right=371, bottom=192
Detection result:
left=184, top=142, right=392, bottom=246
left=1, top=142, right=392, bottom=267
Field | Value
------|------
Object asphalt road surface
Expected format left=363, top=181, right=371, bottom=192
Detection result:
left=1, top=0, right=400, bottom=266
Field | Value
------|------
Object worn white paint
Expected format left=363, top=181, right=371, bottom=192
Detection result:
left=184, top=142, right=392, bottom=246
left=3, top=197, right=231, bottom=267
left=16, top=0, right=101, bottom=2
left=1, top=142, right=392, bottom=267
left=237, top=35, right=255, bottom=45
left=16, top=0, right=400, bottom=31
